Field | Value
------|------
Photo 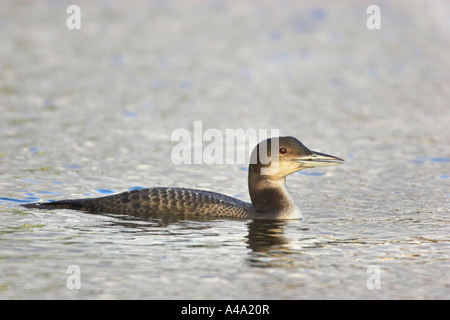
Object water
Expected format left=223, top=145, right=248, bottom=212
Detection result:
left=1, top=1, right=449, bottom=299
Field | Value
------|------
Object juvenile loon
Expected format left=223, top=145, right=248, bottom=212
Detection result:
left=21, top=137, right=343, bottom=220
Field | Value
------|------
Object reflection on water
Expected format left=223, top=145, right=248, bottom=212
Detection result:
left=103, top=212, right=310, bottom=269
left=102, top=212, right=298, bottom=252
left=246, top=220, right=294, bottom=252
left=81, top=211, right=303, bottom=257
left=245, top=220, right=302, bottom=269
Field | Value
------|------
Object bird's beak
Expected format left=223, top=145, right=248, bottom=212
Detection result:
left=295, top=151, right=344, bottom=168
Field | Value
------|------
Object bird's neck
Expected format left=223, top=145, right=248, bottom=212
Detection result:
left=248, top=166, right=302, bottom=219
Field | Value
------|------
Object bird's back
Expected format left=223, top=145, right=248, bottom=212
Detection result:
left=22, top=187, right=254, bottom=218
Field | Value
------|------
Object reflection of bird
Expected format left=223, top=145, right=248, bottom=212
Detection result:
left=22, top=137, right=343, bottom=220
left=246, top=220, right=292, bottom=253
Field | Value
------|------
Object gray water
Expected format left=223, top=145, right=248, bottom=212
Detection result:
left=0, top=1, right=449, bottom=299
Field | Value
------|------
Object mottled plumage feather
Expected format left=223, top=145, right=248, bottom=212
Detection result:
left=22, top=187, right=254, bottom=218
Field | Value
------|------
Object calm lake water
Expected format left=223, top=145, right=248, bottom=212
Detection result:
left=1, top=1, right=449, bottom=299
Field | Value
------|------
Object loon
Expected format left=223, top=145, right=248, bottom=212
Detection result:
left=21, top=137, right=343, bottom=220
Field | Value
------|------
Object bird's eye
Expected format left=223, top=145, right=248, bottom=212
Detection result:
left=279, top=147, right=287, bottom=154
